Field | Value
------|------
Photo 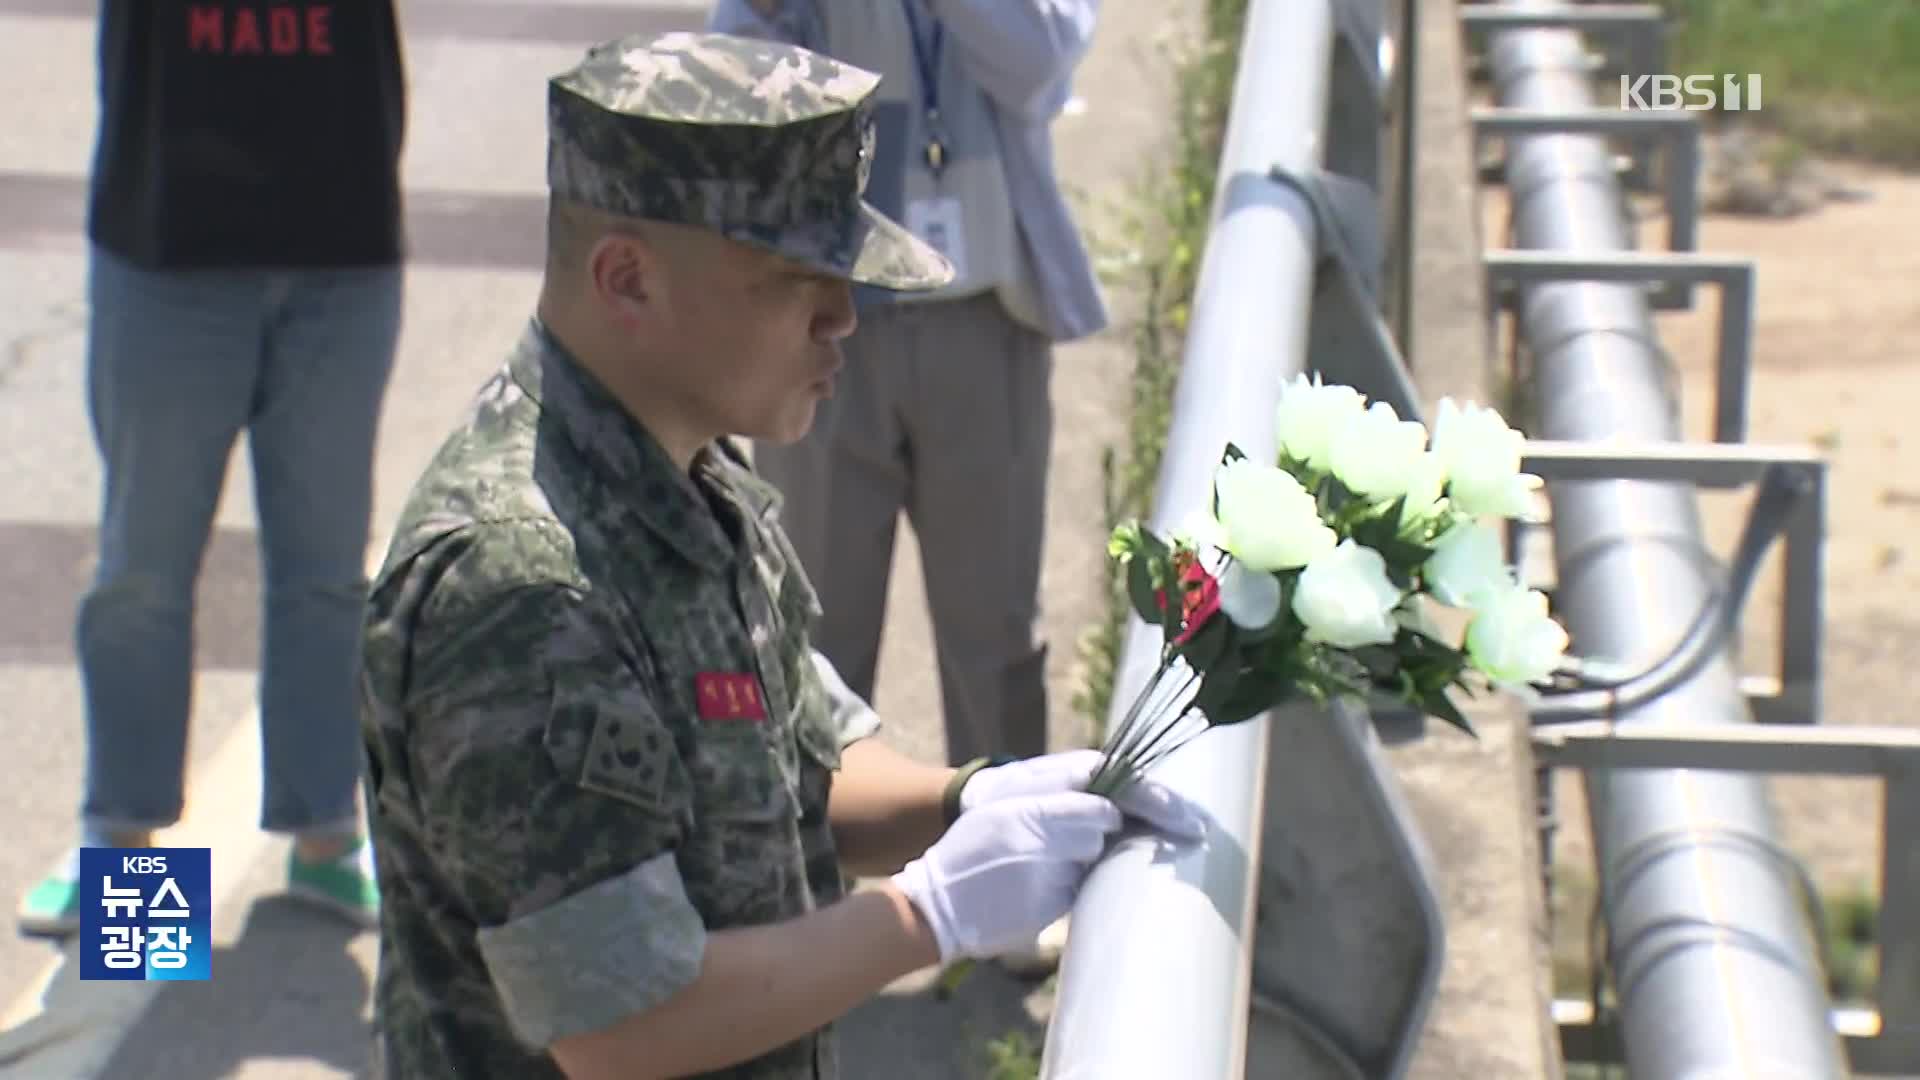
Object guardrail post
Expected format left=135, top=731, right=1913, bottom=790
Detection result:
left=1881, top=766, right=1920, bottom=1052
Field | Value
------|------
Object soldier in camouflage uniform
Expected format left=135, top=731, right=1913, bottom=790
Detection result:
left=359, top=32, right=1203, bottom=1079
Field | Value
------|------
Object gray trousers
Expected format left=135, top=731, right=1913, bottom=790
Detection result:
left=756, top=292, right=1053, bottom=766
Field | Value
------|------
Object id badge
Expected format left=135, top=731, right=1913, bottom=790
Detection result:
left=905, top=196, right=967, bottom=282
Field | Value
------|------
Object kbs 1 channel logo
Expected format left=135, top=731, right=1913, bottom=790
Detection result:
left=78, top=848, right=212, bottom=982
left=1619, top=73, right=1764, bottom=113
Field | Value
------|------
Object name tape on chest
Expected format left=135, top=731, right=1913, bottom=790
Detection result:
left=695, top=672, right=769, bottom=722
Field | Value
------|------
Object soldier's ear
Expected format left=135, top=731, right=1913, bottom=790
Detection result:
left=589, top=230, right=660, bottom=329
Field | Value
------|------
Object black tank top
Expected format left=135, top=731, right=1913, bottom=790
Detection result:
left=87, top=0, right=407, bottom=269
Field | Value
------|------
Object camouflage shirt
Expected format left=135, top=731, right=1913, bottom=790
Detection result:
left=359, top=320, right=880, bottom=1079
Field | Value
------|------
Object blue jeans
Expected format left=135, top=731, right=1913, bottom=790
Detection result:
left=76, top=244, right=402, bottom=839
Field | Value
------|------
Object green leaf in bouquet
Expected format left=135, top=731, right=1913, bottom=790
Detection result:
left=1388, top=668, right=1421, bottom=702
left=1379, top=495, right=1411, bottom=524
left=1349, top=502, right=1429, bottom=561
left=1396, top=627, right=1471, bottom=690
left=1351, top=537, right=1437, bottom=596
left=1191, top=658, right=1244, bottom=722
left=1107, top=520, right=1145, bottom=561
left=1179, top=612, right=1233, bottom=672
left=1396, top=622, right=1459, bottom=655
left=1351, top=644, right=1402, bottom=681
left=1127, top=553, right=1164, bottom=626
left=1304, top=647, right=1371, bottom=700
left=1245, top=619, right=1308, bottom=672
left=1449, top=667, right=1488, bottom=696
left=1402, top=508, right=1454, bottom=548
left=1211, top=665, right=1303, bottom=727
left=1422, top=688, right=1478, bottom=739
left=1315, top=473, right=1360, bottom=521
left=1138, top=525, right=1171, bottom=565
left=1386, top=535, right=1438, bottom=564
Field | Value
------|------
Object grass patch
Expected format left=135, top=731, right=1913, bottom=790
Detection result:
left=981, top=1030, right=1044, bottom=1080
left=1656, top=0, right=1920, bottom=164
left=1069, top=0, right=1250, bottom=743
left=1817, top=880, right=1882, bottom=1004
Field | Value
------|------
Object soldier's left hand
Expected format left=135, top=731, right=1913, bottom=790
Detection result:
left=958, top=749, right=1206, bottom=842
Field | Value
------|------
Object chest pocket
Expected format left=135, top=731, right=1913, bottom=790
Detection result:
left=680, top=715, right=810, bottom=929
left=687, top=722, right=795, bottom=827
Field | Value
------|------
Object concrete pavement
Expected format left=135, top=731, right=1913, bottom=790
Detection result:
left=0, top=0, right=1189, bottom=1075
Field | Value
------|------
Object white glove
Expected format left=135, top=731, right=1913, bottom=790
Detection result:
left=958, top=749, right=1207, bottom=843
left=891, top=791, right=1121, bottom=964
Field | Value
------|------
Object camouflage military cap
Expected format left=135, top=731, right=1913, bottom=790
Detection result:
left=547, top=31, right=954, bottom=292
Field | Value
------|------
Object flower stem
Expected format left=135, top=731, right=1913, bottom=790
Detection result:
left=1116, top=699, right=1200, bottom=773
left=1128, top=714, right=1212, bottom=775
left=1091, top=663, right=1200, bottom=795
left=1107, top=667, right=1188, bottom=768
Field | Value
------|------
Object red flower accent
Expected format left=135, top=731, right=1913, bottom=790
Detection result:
left=1170, top=551, right=1221, bottom=646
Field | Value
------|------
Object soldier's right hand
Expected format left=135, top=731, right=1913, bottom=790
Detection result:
left=888, top=791, right=1122, bottom=964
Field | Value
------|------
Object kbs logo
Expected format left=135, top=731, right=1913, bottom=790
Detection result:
left=1619, top=73, right=1764, bottom=112
left=79, top=848, right=213, bottom=982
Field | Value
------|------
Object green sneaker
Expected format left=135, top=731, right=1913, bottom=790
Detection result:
left=17, top=850, right=83, bottom=938
left=287, top=836, right=380, bottom=929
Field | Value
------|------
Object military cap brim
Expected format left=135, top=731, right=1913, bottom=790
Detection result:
left=547, top=31, right=956, bottom=292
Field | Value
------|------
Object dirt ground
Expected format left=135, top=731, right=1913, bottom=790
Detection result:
left=1499, top=153, right=1920, bottom=974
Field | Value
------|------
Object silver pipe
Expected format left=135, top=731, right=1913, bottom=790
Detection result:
left=1485, top=7, right=1847, bottom=1077
left=1038, top=0, right=1334, bottom=1074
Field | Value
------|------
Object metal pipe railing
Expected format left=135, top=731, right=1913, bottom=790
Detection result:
left=1038, top=0, right=1335, bottom=1074
left=1485, top=5, right=1848, bottom=1076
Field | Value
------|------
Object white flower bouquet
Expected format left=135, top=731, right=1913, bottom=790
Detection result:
left=1088, top=375, right=1572, bottom=797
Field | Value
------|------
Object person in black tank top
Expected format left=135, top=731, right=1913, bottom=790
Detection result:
left=17, top=0, right=408, bottom=943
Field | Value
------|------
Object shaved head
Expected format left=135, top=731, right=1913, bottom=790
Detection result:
left=544, top=197, right=773, bottom=290
left=546, top=198, right=651, bottom=285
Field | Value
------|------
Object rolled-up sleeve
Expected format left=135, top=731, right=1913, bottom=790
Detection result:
left=406, top=580, right=704, bottom=1048
left=475, top=851, right=704, bottom=1047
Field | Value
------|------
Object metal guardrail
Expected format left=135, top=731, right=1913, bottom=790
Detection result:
left=1039, top=0, right=1445, bottom=1076
left=1038, top=0, right=1327, bottom=1072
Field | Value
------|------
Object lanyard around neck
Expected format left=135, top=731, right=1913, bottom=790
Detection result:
left=901, top=0, right=949, bottom=175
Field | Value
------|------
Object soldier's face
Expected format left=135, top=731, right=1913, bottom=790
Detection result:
left=662, top=240, right=859, bottom=445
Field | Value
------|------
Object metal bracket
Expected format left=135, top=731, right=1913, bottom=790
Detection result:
left=1331, top=0, right=1385, bottom=106
left=1328, top=0, right=1387, bottom=194
left=1471, top=108, right=1702, bottom=259
left=1532, top=721, right=1920, bottom=1075
left=1269, top=166, right=1426, bottom=426
left=1252, top=702, right=1446, bottom=1080
left=1517, top=439, right=1827, bottom=728
left=1459, top=4, right=1669, bottom=189
left=1484, top=250, right=1756, bottom=440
